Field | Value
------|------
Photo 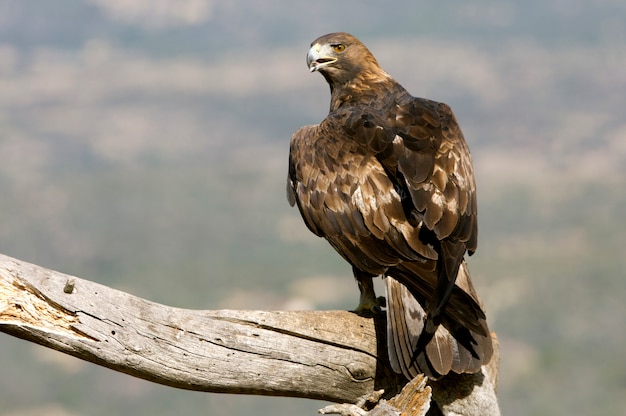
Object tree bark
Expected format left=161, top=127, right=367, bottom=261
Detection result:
left=0, top=253, right=499, bottom=415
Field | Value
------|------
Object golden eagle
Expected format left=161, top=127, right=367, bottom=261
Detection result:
left=287, top=32, right=492, bottom=379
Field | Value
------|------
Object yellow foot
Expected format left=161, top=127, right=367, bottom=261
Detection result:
left=353, top=296, right=386, bottom=317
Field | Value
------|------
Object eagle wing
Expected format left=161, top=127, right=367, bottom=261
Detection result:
left=345, top=96, right=477, bottom=252
left=287, top=111, right=438, bottom=274
left=344, top=96, right=479, bottom=299
left=287, top=97, right=478, bottom=289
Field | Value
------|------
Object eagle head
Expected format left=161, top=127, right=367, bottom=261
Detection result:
left=306, top=32, right=383, bottom=86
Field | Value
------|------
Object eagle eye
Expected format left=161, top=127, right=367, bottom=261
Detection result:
left=331, top=43, right=346, bottom=53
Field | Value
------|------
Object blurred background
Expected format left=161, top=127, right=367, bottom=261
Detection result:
left=0, top=1, right=625, bottom=415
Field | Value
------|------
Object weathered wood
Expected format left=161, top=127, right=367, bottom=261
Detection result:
left=320, top=375, right=432, bottom=415
left=0, top=253, right=399, bottom=403
left=0, top=253, right=500, bottom=415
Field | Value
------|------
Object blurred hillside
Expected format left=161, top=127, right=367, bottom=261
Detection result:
left=1, top=1, right=625, bottom=415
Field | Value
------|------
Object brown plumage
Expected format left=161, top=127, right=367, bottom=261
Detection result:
left=287, top=32, right=492, bottom=380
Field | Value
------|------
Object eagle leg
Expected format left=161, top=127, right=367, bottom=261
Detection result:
left=352, top=267, right=385, bottom=316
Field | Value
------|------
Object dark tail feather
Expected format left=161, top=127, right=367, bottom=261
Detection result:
left=385, top=275, right=423, bottom=379
left=384, top=264, right=492, bottom=380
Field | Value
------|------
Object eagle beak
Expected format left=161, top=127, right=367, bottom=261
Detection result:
left=307, top=44, right=337, bottom=72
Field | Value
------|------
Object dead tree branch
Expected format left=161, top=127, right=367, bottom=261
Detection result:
left=0, top=253, right=499, bottom=415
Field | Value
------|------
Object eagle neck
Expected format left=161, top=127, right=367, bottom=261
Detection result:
left=327, top=70, right=400, bottom=112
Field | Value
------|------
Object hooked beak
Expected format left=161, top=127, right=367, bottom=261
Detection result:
left=307, top=44, right=337, bottom=72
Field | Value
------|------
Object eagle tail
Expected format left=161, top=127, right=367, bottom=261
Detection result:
left=384, top=264, right=493, bottom=380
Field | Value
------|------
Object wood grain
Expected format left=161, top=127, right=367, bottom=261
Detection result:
left=0, top=253, right=499, bottom=415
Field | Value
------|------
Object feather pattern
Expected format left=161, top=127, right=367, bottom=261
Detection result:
left=287, top=32, right=492, bottom=379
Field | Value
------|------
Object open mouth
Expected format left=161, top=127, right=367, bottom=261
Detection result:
left=309, top=57, right=337, bottom=72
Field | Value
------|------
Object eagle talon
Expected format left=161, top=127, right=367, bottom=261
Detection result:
left=352, top=297, right=385, bottom=317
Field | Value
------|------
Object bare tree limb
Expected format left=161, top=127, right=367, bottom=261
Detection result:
left=0, top=253, right=499, bottom=415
